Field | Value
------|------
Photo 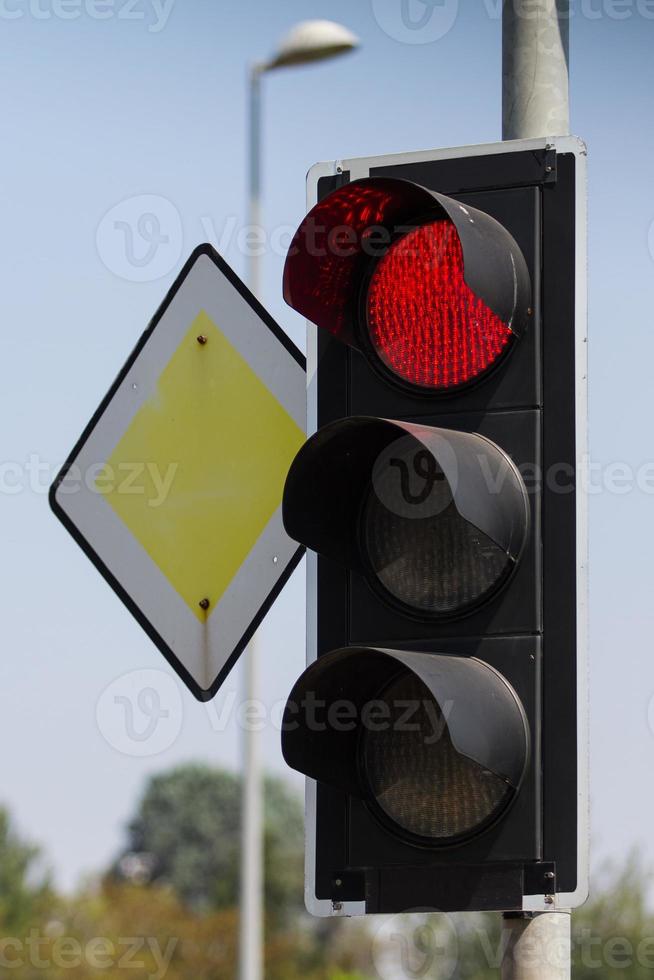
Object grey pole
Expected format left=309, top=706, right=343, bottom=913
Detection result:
left=502, top=0, right=570, bottom=139
left=501, top=912, right=572, bottom=979
left=501, top=2, right=571, bottom=977
left=247, top=64, right=263, bottom=299
left=238, top=65, right=264, bottom=980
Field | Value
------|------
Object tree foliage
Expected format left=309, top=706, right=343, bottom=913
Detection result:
left=112, top=763, right=303, bottom=927
left=5, top=774, right=654, bottom=980
left=0, top=806, right=52, bottom=937
left=571, top=852, right=654, bottom=979
left=0, top=880, right=360, bottom=980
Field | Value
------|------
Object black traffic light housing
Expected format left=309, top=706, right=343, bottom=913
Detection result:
left=280, top=138, right=587, bottom=915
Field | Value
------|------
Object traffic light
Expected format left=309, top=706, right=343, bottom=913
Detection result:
left=280, top=138, right=587, bottom=915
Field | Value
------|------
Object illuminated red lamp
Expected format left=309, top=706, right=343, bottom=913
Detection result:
left=366, top=220, right=512, bottom=390
left=283, top=177, right=531, bottom=392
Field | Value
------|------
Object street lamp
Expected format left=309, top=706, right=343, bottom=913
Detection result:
left=240, top=21, right=359, bottom=980
left=264, top=19, right=360, bottom=71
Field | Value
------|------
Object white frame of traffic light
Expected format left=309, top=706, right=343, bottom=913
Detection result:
left=301, top=135, right=588, bottom=917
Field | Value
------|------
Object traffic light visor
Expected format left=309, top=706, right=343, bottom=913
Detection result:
left=283, top=417, right=529, bottom=617
left=282, top=646, right=529, bottom=844
left=283, top=177, right=531, bottom=391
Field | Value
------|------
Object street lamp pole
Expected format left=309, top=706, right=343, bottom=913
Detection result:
left=238, top=60, right=265, bottom=980
left=240, top=22, right=359, bottom=980
left=247, top=64, right=264, bottom=300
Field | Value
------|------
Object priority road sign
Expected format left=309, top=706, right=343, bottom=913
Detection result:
left=50, top=244, right=306, bottom=701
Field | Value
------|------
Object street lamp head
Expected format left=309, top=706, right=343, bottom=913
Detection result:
left=265, top=19, right=359, bottom=72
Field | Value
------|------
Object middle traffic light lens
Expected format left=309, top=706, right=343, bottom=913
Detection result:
left=362, top=482, right=514, bottom=617
left=366, top=220, right=513, bottom=390
left=283, top=418, right=530, bottom=621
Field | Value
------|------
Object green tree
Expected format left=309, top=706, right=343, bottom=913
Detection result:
left=0, top=797, right=359, bottom=980
left=0, top=879, right=356, bottom=980
left=571, top=852, right=654, bottom=979
left=112, top=764, right=303, bottom=928
left=0, top=805, right=52, bottom=938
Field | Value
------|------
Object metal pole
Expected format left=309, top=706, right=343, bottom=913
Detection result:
left=247, top=65, right=263, bottom=299
left=502, top=0, right=570, bottom=140
left=238, top=64, right=264, bottom=980
left=502, top=3, right=571, bottom=977
left=501, top=912, right=571, bottom=980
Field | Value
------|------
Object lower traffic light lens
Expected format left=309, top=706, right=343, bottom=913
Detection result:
left=365, top=220, right=513, bottom=390
left=282, top=647, right=530, bottom=848
left=361, top=670, right=513, bottom=842
left=362, top=487, right=514, bottom=617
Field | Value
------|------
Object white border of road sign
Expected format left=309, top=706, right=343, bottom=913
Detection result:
left=50, top=245, right=306, bottom=702
left=303, top=136, right=589, bottom=917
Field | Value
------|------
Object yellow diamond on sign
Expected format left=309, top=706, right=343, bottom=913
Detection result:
left=102, top=310, right=305, bottom=622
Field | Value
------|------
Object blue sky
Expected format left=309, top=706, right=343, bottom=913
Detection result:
left=1, top=0, right=654, bottom=891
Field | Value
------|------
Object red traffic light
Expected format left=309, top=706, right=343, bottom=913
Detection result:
left=366, top=220, right=512, bottom=389
left=283, top=177, right=531, bottom=392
